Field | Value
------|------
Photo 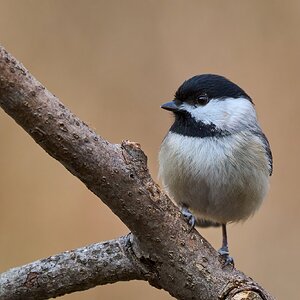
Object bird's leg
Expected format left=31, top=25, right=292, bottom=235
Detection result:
left=218, top=223, right=234, bottom=266
left=181, top=205, right=196, bottom=232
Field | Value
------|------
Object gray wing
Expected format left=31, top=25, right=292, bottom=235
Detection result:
left=254, top=130, right=273, bottom=176
left=261, top=132, right=273, bottom=176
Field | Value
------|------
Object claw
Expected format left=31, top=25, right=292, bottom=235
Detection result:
left=218, top=248, right=234, bottom=266
left=219, top=224, right=234, bottom=267
left=218, top=248, right=229, bottom=256
left=181, top=206, right=196, bottom=232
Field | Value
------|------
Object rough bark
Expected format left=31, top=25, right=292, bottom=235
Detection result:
left=0, top=46, right=274, bottom=300
left=0, top=236, right=145, bottom=300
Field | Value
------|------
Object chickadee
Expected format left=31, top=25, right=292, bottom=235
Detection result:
left=159, top=74, right=272, bottom=265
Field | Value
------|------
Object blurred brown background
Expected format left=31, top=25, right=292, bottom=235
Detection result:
left=0, top=1, right=299, bottom=299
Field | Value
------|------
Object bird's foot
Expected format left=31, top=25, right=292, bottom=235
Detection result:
left=218, top=248, right=234, bottom=267
left=181, top=206, right=196, bottom=232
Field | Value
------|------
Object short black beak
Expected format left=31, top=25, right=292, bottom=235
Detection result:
left=161, top=101, right=180, bottom=112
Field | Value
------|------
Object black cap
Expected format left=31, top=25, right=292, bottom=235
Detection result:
left=175, top=74, right=252, bottom=103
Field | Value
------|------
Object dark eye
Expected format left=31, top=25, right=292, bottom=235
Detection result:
left=196, top=94, right=209, bottom=105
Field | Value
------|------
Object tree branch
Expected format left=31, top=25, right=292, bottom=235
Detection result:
left=0, top=46, right=274, bottom=300
left=0, top=235, right=145, bottom=300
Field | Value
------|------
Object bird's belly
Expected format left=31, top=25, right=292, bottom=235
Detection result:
left=159, top=133, right=270, bottom=223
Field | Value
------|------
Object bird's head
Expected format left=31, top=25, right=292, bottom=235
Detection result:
left=161, top=74, right=257, bottom=137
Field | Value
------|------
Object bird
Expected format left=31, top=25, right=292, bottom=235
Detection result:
left=158, top=74, right=272, bottom=265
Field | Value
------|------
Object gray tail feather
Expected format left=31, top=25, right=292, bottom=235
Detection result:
left=196, top=219, right=221, bottom=228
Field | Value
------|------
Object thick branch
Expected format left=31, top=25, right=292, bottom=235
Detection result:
left=0, top=46, right=274, bottom=300
left=0, top=236, right=144, bottom=300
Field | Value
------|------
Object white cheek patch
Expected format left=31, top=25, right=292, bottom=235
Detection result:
left=181, top=97, right=257, bottom=131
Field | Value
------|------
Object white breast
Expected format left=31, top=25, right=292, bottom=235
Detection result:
left=159, top=132, right=270, bottom=223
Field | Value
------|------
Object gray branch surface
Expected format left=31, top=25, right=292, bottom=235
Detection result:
left=0, top=236, right=144, bottom=300
left=0, top=46, right=274, bottom=300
